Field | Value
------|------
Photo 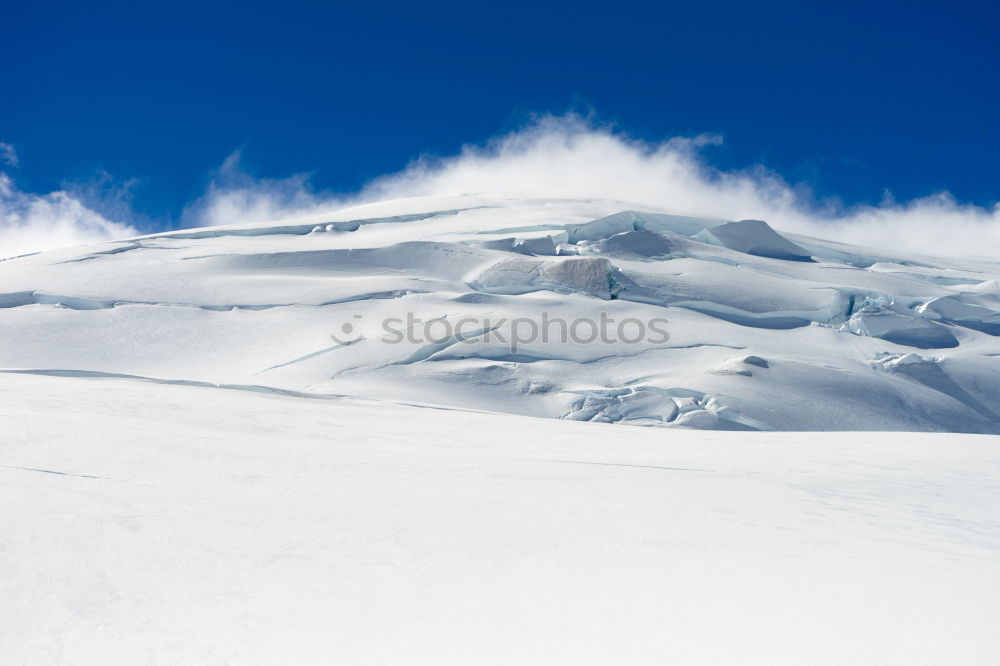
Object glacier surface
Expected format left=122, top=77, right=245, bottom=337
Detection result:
left=3, top=195, right=1000, bottom=663
left=2, top=194, right=998, bottom=433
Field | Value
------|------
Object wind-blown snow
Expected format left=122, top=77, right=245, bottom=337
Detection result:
left=0, top=173, right=139, bottom=258
left=6, top=117, right=1000, bottom=259
left=1, top=194, right=998, bottom=433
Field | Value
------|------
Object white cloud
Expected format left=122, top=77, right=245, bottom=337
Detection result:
left=0, top=172, right=138, bottom=259
left=364, top=115, right=1000, bottom=257
left=6, top=117, right=999, bottom=259
left=180, top=151, right=346, bottom=228
left=0, top=143, right=18, bottom=167
left=185, top=114, right=1000, bottom=257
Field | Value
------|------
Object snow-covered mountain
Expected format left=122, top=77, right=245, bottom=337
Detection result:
left=4, top=194, right=1000, bottom=664
left=2, top=194, right=999, bottom=432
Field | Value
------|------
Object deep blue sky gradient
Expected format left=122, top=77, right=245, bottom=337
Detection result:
left=4, top=0, right=997, bottom=230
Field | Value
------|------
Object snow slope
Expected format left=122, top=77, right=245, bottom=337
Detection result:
left=2, top=373, right=999, bottom=665
left=3, top=195, right=1000, bottom=663
left=1, top=194, right=998, bottom=432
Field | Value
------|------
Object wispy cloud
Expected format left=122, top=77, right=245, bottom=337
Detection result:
left=364, top=115, right=1000, bottom=257
left=0, top=171, right=138, bottom=259
left=180, top=151, right=344, bottom=229
left=5, top=117, right=1000, bottom=259
left=185, top=114, right=1000, bottom=257
left=0, top=142, right=18, bottom=168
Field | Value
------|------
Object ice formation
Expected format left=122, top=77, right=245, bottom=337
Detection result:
left=1, top=194, right=998, bottom=432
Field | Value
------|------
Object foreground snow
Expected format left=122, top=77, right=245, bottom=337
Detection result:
left=2, top=373, right=999, bottom=665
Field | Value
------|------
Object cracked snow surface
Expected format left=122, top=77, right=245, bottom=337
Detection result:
left=1, top=194, right=999, bottom=432
left=3, top=194, right=1000, bottom=665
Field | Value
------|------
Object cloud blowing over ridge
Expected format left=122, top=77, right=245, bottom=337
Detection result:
left=186, top=115, right=1000, bottom=257
left=0, top=172, right=138, bottom=259
left=3, top=115, right=1000, bottom=258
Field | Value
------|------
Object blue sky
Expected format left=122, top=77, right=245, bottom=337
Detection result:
left=2, top=0, right=997, bottom=245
